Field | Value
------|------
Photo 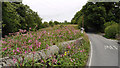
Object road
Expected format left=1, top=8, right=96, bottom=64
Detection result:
left=87, top=33, right=119, bottom=67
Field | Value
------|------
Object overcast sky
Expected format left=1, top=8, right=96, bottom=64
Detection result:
left=23, top=0, right=88, bottom=22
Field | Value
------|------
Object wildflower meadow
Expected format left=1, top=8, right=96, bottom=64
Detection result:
left=1, top=25, right=90, bottom=67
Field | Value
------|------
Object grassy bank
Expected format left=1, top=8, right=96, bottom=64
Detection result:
left=1, top=25, right=90, bottom=67
left=1, top=25, right=81, bottom=57
left=23, top=32, right=90, bottom=67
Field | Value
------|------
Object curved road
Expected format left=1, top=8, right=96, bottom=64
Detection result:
left=87, top=33, right=119, bottom=67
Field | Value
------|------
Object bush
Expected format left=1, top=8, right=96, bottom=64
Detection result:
left=49, top=21, right=54, bottom=27
left=105, top=24, right=119, bottom=38
left=54, top=21, right=59, bottom=25
left=104, top=21, right=117, bottom=28
left=42, top=22, right=49, bottom=28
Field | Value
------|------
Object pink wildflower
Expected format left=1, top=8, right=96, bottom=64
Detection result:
left=39, top=42, right=41, bottom=47
left=36, top=25, right=38, bottom=27
left=25, top=51, right=27, bottom=54
left=24, top=30, right=27, bottom=32
left=2, top=41, right=7, bottom=44
left=82, top=49, right=85, bottom=52
left=67, top=45, right=71, bottom=49
left=5, top=47, right=7, bottom=50
left=28, top=40, right=32, bottom=43
left=74, top=62, right=75, bottom=64
left=41, top=60, right=44, bottom=63
left=3, top=47, right=7, bottom=51
left=33, top=51, right=36, bottom=54
left=17, top=48, right=19, bottom=50
left=80, top=50, right=83, bottom=52
left=46, top=44, right=50, bottom=49
left=17, top=49, right=20, bottom=52
left=16, top=48, right=20, bottom=52
left=15, top=52, right=16, bottom=55
left=16, top=32, right=19, bottom=35
left=5, top=35, right=7, bottom=38
left=36, top=40, right=38, bottom=43
left=13, top=58, right=17, bottom=63
left=49, top=55, right=52, bottom=58
left=29, top=27, right=31, bottom=30
left=70, top=59, right=73, bottom=62
left=29, top=45, right=32, bottom=49
left=55, top=59, right=57, bottom=64
left=13, top=49, right=15, bottom=53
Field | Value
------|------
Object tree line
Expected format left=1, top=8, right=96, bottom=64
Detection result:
left=71, top=2, right=120, bottom=38
left=2, top=2, right=70, bottom=37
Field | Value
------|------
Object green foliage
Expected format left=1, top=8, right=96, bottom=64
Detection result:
left=2, top=2, right=42, bottom=37
left=71, top=11, right=83, bottom=24
left=2, top=2, right=21, bottom=35
left=83, top=3, right=106, bottom=32
left=42, top=21, right=49, bottom=28
left=72, top=2, right=120, bottom=32
left=104, top=21, right=117, bottom=28
left=49, top=20, right=54, bottom=27
left=77, top=16, right=83, bottom=29
left=105, top=23, right=119, bottom=38
left=54, top=21, right=59, bottom=25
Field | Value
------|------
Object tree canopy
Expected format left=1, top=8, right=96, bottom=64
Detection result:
left=2, top=2, right=42, bottom=37
left=71, top=2, right=120, bottom=32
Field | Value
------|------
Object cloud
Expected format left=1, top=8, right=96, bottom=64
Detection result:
left=23, top=0, right=88, bottom=22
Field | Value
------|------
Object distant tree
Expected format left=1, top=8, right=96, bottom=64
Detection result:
left=64, top=20, right=67, bottom=24
left=49, top=20, right=54, bottom=27
left=42, top=21, right=49, bottom=28
left=54, top=21, right=59, bottom=25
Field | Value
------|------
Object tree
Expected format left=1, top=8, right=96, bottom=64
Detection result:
left=2, top=2, right=21, bottom=36
left=42, top=21, right=49, bottom=28
left=2, top=2, right=43, bottom=37
left=54, top=21, right=59, bottom=25
left=72, top=2, right=120, bottom=32
left=83, top=3, right=106, bottom=32
left=49, top=20, right=54, bottom=27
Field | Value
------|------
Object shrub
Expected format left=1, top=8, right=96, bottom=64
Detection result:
left=49, top=21, right=54, bottom=27
left=105, top=24, right=119, bottom=38
left=54, top=21, right=59, bottom=25
left=104, top=21, right=117, bottom=28
left=42, top=22, right=49, bottom=28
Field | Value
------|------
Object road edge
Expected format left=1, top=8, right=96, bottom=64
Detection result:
left=86, top=37, right=93, bottom=67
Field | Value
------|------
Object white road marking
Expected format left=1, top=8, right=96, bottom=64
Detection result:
left=112, top=46, right=118, bottom=50
left=105, top=46, right=109, bottom=50
left=105, top=45, right=118, bottom=50
left=88, top=41, right=93, bottom=66
left=109, top=46, right=113, bottom=49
